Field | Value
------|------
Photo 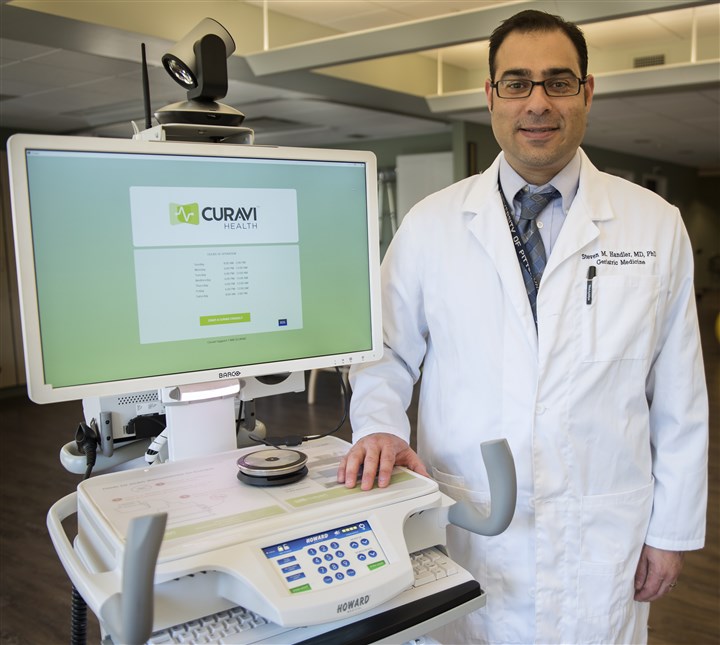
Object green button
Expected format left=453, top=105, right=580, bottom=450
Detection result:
left=290, top=583, right=312, bottom=594
left=368, top=560, right=386, bottom=571
left=200, top=312, right=251, bottom=326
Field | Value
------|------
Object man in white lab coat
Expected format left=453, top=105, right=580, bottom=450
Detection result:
left=337, top=9, right=708, bottom=644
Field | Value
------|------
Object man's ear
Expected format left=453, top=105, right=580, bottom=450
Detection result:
left=485, top=78, right=493, bottom=113
left=583, top=74, right=595, bottom=109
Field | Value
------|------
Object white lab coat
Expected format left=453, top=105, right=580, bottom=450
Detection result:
left=349, top=150, right=708, bottom=644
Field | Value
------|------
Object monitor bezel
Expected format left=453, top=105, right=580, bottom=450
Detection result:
left=7, top=133, right=382, bottom=404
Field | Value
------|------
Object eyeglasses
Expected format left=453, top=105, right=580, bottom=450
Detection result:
left=491, top=76, right=587, bottom=99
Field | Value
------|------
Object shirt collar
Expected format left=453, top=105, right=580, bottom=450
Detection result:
left=499, top=150, right=581, bottom=213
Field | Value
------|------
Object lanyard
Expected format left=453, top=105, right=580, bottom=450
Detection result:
left=497, top=181, right=540, bottom=293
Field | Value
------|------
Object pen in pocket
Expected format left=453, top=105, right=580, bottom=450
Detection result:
left=586, top=266, right=596, bottom=305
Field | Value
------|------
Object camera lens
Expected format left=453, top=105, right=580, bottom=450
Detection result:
left=165, top=58, right=195, bottom=88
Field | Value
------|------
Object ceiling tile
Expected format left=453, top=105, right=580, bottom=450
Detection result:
left=0, top=37, right=57, bottom=61
left=32, top=49, right=140, bottom=75
left=371, top=1, right=506, bottom=21
left=1, top=59, right=109, bottom=88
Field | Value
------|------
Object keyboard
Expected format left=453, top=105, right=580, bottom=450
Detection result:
left=146, top=546, right=479, bottom=644
left=146, top=606, right=281, bottom=644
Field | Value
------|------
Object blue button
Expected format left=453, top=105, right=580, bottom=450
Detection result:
left=286, top=572, right=306, bottom=582
left=319, top=545, right=329, bottom=552
left=335, top=572, right=345, bottom=581
left=324, top=554, right=333, bottom=561
left=361, top=539, right=370, bottom=546
left=330, top=563, right=339, bottom=571
left=341, top=560, right=350, bottom=567
left=307, top=548, right=317, bottom=556
left=350, top=541, right=359, bottom=549
left=358, top=554, right=367, bottom=561
left=336, top=550, right=345, bottom=558
left=369, top=550, right=377, bottom=558
left=330, top=542, right=340, bottom=550
left=281, top=564, right=301, bottom=573
left=347, top=569, right=357, bottom=577
left=323, top=576, right=333, bottom=584
left=318, top=566, right=327, bottom=574
left=278, top=556, right=296, bottom=565
left=312, top=557, right=322, bottom=565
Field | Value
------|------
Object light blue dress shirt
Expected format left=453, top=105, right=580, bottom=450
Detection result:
left=499, top=151, right=581, bottom=257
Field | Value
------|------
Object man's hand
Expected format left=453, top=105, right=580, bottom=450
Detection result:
left=634, top=544, right=684, bottom=602
left=337, top=433, right=429, bottom=490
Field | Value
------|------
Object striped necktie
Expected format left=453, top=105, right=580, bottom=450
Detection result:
left=516, top=186, right=558, bottom=321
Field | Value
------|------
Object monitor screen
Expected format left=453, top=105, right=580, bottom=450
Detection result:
left=8, top=134, right=382, bottom=405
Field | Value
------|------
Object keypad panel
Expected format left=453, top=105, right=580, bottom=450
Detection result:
left=262, top=521, right=387, bottom=594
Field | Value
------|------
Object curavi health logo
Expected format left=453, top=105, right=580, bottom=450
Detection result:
left=169, top=202, right=200, bottom=226
left=169, top=200, right=259, bottom=227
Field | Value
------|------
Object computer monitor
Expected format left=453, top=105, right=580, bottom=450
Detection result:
left=7, top=134, right=381, bottom=460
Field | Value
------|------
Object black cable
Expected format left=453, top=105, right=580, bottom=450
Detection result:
left=75, top=423, right=98, bottom=481
left=71, top=422, right=100, bottom=645
left=235, top=399, right=245, bottom=433
left=301, top=366, right=350, bottom=442
left=70, top=585, right=87, bottom=645
left=252, top=367, right=350, bottom=448
left=127, top=413, right=166, bottom=439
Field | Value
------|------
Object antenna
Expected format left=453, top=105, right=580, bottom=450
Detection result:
left=141, top=43, right=152, bottom=130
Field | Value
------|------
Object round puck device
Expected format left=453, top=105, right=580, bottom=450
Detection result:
left=236, top=448, right=308, bottom=486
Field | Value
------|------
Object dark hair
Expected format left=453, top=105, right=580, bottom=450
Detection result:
left=488, top=10, right=588, bottom=80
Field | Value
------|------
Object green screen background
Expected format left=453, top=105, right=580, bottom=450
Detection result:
left=25, top=150, right=373, bottom=387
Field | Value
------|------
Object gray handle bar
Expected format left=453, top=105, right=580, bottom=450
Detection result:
left=447, top=438, right=517, bottom=536
left=100, top=512, right=168, bottom=644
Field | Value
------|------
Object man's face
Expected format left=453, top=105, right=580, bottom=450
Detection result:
left=485, top=29, right=594, bottom=185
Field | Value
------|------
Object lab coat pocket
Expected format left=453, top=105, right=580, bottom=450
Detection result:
left=577, top=482, right=653, bottom=619
left=431, top=467, right=490, bottom=579
left=582, top=274, right=660, bottom=362
left=432, top=466, right=491, bottom=508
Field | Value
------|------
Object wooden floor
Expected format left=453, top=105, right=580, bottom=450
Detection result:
left=0, top=292, right=717, bottom=645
